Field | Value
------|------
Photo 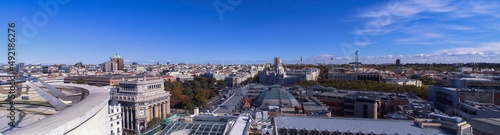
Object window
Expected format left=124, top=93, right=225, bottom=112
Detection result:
left=363, top=104, right=368, bottom=118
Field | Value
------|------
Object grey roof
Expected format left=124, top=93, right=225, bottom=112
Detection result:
left=270, top=84, right=282, bottom=88
left=274, top=116, right=452, bottom=135
left=109, top=93, right=120, bottom=106
left=308, top=84, right=325, bottom=89
left=468, top=118, right=500, bottom=134
left=213, top=88, right=245, bottom=114
left=254, top=89, right=300, bottom=107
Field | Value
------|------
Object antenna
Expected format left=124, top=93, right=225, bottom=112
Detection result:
left=330, top=57, right=334, bottom=73
left=355, top=50, right=359, bottom=72
left=330, top=57, right=334, bottom=65
left=300, top=56, right=303, bottom=69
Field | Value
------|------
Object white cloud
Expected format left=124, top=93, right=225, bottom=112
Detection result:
left=353, top=41, right=376, bottom=47
left=308, top=42, right=500, bottom=64
left=469, top=1, right=500, bottom=14
left=422, top=32, right=445, bottom=38
left=353, top=0, right=500, bottom=46
left=437, top=42, right=500, bottom=53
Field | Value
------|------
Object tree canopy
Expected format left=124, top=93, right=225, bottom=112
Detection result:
left=164, top=76, right=224, bottom=112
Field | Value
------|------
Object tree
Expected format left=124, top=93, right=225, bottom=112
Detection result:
left=146, top=117, right=162, bottom=128
left=165, top=76, right=225, bottom=111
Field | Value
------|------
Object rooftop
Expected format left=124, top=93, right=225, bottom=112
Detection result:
left=161, top=121, right=229, bottom=135
left=274, top=116, right=452, bottom=135
left=7, top=83, right=110, bottom=135
left=458, top=77, right=492, bottom=81
left=112, top=53, right=122, bottom=59
left=253, top=87, right=300, bottom=108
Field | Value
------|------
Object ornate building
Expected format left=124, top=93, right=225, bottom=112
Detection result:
left=111, top=53, right=124, bottom=71
left=260, top=57, right=287, bottom=85
left=116, top=76, right=171, bottom=134
left=260, top=57, right=319, bottom=85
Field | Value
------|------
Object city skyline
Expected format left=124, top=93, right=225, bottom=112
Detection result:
left=1, top=0, right=500, bottom=64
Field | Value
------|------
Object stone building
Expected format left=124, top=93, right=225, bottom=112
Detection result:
left=116, top=76, right=171, bottom=134
left=260, top=57, right=319, bottom=85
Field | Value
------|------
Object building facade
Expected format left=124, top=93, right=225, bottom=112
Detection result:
left=343, top=94, right=379, bottom=119
left=101, top=61, right=115, bottom=72
left=111, top=53, right=124, bottom=71
left=109, top=92, right=123, bottom=135
left=315, top=91, right=411, bottom=119
left=260, top=57, right=319, bottom=85
left=428, top=86, right=500, bottom=135
left=116, top=77, right=171, bottom=134
left=386, top=79, right=423, bottom=87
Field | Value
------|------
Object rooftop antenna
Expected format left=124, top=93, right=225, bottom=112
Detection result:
left=300, top=56, right=303, bottom=69
left=330, top=57, right=334, bottom=72
left=355, top=50, right=359, bottom=72
left=330, top=57, right=334, bottom=66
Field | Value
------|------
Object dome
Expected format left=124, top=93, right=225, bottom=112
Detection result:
left=254, top=87, right=300, bottom=108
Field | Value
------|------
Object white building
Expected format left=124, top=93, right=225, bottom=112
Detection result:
left=458, top=67, right=473, bottom=72
left=109, top=90, right=123, bottom=135
left=260, top=57, right=319, bottom=85
left=386, top=79, right=422, bottom=87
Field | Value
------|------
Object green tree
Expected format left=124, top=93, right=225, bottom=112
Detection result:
left=165, top=76, right=223, bottom=110
left=146, top=117, right=162, bottom=128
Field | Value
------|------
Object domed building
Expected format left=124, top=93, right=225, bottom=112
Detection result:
left=253, top=84, right=301, bottom=113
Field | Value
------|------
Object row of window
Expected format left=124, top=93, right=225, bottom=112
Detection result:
left=147, top=84, right=162, bottom=90
left=110, top=108, right=121, bottom=113
left=110, top=115, right=121, bottom=121
left=118, top=96, right=136, bottom=101
left=121, top=86, right=137, bottom=91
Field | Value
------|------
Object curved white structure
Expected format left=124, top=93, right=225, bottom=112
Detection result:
left=8, top=84, right=110, bottom=135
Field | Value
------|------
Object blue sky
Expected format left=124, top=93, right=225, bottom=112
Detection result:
left=1, top=0, right=499, bottom=65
